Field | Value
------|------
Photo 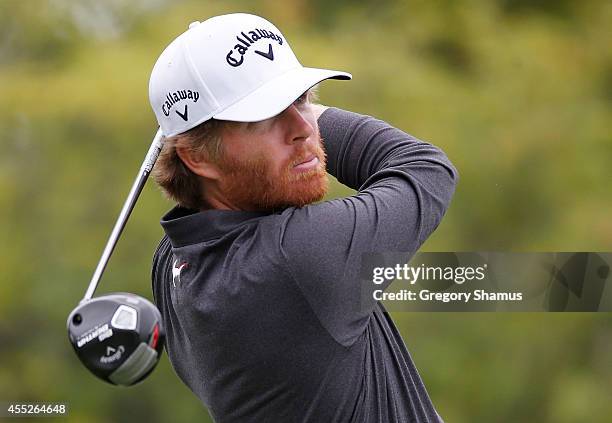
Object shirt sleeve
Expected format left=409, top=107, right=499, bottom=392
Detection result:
left=278, top=107, right=459, bottom=347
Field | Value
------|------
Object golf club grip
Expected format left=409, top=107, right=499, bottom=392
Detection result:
left=82, top=128, right=165, bottom=302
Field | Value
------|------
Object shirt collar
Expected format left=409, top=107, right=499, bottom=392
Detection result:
left=160, top=206, right=271, bottom=248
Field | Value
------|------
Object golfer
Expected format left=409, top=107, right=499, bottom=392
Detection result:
left=149, top=13, right=457, bottom=423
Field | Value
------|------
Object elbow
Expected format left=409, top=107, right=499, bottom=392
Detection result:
left=446, top=159, right=460, bottom=200
left=433, top=147, right=460, bottom=205
left=418, top=150, right=459, bottom=245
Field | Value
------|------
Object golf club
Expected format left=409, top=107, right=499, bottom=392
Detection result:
left=67, top=128, right=166, bottom=386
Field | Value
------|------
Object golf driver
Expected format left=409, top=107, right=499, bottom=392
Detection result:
left=67, top=128, right=166, bottom=386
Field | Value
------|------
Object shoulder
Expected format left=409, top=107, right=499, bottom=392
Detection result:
left=152, top=235, right=173, bottom=283
left=153, top=235, right=172, bottom=262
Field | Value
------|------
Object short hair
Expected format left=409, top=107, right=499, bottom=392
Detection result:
left=152, top=119, right=225, bottom=210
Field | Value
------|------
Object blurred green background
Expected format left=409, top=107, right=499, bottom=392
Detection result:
left=1, top=0, right=611, bottom=422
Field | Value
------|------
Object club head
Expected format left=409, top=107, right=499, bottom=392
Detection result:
left=67, top=293, right=165, bottom=386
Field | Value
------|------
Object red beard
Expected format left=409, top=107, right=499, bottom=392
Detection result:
left=216, top=137, right=329, bottom=211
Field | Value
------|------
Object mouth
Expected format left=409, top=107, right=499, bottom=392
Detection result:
left=292, top=155, right=319, bottom=172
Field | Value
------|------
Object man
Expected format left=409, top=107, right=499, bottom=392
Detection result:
left=149, top=13, right=457, bottom=423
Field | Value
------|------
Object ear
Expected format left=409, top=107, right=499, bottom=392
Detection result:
left=175, top=146, right=223, bottom=180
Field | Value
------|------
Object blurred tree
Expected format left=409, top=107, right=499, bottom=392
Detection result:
left=0, top=0, right=610, bottom=422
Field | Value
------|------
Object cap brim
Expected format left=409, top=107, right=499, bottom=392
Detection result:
left=213, top=67, right=351, bottom=122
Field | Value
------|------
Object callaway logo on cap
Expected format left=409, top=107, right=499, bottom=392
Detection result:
left=149, top=13, right=351, bottom=137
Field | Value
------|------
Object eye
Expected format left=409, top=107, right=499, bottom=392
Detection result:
left=294, top=91, right=308, bottom=105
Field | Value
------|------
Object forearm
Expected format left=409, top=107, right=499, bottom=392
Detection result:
left=318, top=107, right=458, bottom=199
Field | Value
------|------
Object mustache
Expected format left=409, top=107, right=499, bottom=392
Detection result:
left=286, top=138, right=326, bottom=169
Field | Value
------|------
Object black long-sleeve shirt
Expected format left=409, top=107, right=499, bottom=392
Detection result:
left=152, top=107, right=458, bottom=422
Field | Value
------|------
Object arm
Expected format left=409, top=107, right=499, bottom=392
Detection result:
left=320, top=107, right=457, bottom=207
left=279, top=107, right=458, bottom=345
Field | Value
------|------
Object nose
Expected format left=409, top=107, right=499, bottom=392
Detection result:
left=281, top=104, right=313, bottom=144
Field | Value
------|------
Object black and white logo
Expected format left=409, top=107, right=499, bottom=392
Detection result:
left=100, top=345, right=125, bottom=364
left=172, top=259, right=188, bottom=287
left=161, top=89, right=200, bottom=121
left=226, top=28, right=283, bottom=67
left=76, top=323, right=113, bottom=348
left=175, top=104, right=188, bottom=121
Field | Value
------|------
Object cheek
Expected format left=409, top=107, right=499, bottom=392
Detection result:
left=247, top=149, right=285, bottom=180
left=262, top=146, right=293, bottom=176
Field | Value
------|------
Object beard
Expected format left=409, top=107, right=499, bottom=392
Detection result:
left=215, top=136, right=329, bottom=211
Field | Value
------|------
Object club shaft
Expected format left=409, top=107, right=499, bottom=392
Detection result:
left=82, top=128, right=165, bottom=302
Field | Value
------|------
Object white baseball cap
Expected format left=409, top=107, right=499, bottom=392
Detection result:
left=149, top=13, right=352, bottom=137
